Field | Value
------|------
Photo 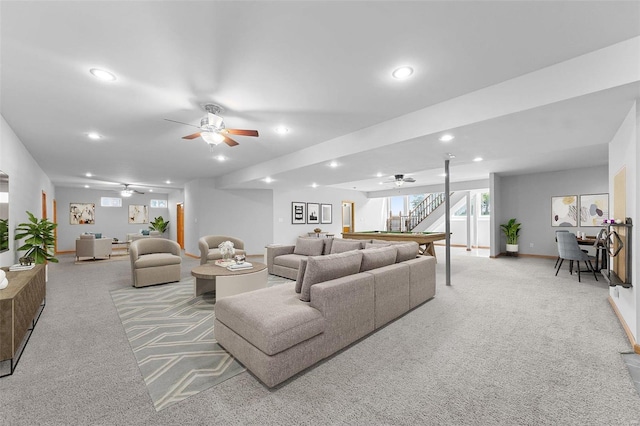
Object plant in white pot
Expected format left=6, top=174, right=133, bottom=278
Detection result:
left=500, top=218, right=521, bottom=255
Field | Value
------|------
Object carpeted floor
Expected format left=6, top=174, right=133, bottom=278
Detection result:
left=1, top=247, right=640, bottom=425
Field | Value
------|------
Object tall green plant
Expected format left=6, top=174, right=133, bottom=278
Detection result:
left=149, top=216, right=169, bottom=234
left=14, top=211, right=58, bottom=264
left=500, top=218, right=521, bottom=245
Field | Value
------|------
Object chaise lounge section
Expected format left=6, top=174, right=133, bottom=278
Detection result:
left=215, top=242, right=435, bottom=387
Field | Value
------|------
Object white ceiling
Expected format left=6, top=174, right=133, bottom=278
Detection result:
left=1, top=1, right=639, bottom=195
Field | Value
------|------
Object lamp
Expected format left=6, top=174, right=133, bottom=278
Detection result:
left=395, top=180, right=404, bottom=187
left=201, top=131, right=225, bottom=145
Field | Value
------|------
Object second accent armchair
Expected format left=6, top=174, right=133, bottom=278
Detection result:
left=198, top=235, right=246, bottom=265
left=76, top=234, right=112, bottom=261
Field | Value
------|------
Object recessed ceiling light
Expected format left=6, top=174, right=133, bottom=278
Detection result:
left=392, top=66, right=414, bottom=80
left=89, top=68, right=116, bottom=81
left=329, top=161, right=338, bottom=168
left=379, top=182, right=384, bottom=185
left=215, top=155, right=226, bottom=162
left=275, top=126, right=289, bottom=134
left=149, top=189, right=153, bottom=192
left=439, top=173, right=448, bottom=177
left=264, top=177, right=273, bottom=183
left=84, top=185, right=90, bottom=188
left=165, top=180, right=171, bottom=184
left=376, top=172, right=383, bottom=178
left=85, top=172, right=92, bottom=177
left=473, top=157, right=483, bottom=162
left=87, top=132, right=101, bottom=140
left=447, top=153, right=456, bottom=159
left=311, top=183, right=318, bottom=188
left=439, top=134, right=455, bottom=142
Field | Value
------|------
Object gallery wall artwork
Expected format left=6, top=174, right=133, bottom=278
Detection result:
left=70, top=203, right=95, bottom=225
left=321, top=204, right=332, bottom=224
left=580, top=193, right=609, bottom=227
left=551, top=195, right=577, bottom=227
left=307, top=203, right=320, bottom=224
left=292, top=202, right=306, bottom=224
left=128, top=205, right=149, bottom=224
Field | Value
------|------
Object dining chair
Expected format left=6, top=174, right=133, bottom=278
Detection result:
left=555, top=232, right=598, bottom=282
left=554, top=230, right=570, bottom=268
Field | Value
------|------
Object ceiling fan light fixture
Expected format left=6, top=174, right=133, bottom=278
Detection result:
left=121, top=189, right=133, bottom=197
left=201, top=132, right=225, bottom=145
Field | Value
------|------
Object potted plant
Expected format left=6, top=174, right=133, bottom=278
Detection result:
left=14, top=211, right=58, bottom=264
left=500, top=218, right=521, bottom=255
left=149, top=216, right=170, bottom=234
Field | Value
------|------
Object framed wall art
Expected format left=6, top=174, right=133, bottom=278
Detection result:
left=551, top=195, right=577, bottom=227
left=321, top=203, right=332, bottom=224
left=292, top=202, right=306, bottom=224
left=307, top=203, right=320, bottom=224
left=128, top=205, right=149, bottom=224
left=580, top=193, right=609, bottom=227
left=70, top=203, right=95, bottom=225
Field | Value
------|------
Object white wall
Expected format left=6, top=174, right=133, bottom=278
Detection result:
left=497, top=166, right=608, bottom=256
left=54, top=187, right=169, bottom=252
left=272, top=187, right=383, bottom=245
left=0, top=115, right=55, bottom=265
left=608, top=102, right=638, bottom=340
left=183, top=178, right=273, bottom=256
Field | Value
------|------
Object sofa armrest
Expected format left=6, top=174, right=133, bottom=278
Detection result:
left=309, top=273, right=375, bottom=355
left=266, top=244, right=295, bottom=273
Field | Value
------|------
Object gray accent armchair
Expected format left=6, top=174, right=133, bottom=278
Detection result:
left=76, top=234, right=112, bottom=261
left=129, top=238, right=182, bottom=287
left=198, top=235, right=246, bottom=265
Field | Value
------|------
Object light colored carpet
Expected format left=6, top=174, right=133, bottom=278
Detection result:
left=1, top=247, right=640, bottom=425
left=74, top=253, right=129, bottom=265
left=110, top=279, right=245, bottom=411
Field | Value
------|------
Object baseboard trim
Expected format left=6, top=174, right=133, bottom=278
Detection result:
left=434, top=243, right=490, bottom=249
left=608, top=296, right=640, bottom=354
left=56, top=250, right=75, bottom=255
left=184, top=252, right=199, bottom=259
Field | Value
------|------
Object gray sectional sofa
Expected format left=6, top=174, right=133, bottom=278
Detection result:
left=214, top=240, right=436, bottom=387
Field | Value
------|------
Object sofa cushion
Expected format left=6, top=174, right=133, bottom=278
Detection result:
left=322, top=238, right=334, bottom=255
left=274, top=253, right=308, bottom=269
left=215, top=283, right=325, bottom=356
left=360, top=246, right=398, bottom=272
left=365, top=242, right=390, bottom=249
left=330, top=239, right=362, bottom=254
left=300, top=251, right=363, bottom=302
left=395, top=242, right=419, bottom=262
left=295, top=258, right=308, bottom=293
left=294, top=238, right=324, bottom=256
left=135, top=253, right=182, bottom=268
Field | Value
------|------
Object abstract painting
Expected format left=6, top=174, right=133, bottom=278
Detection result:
left=580, top=193, right=609, bottom=227
left=70, top=203, right=95, bottom=225
left=128, top=205, right=149, bottom=224
left=551, top=195, right=577, bottom=227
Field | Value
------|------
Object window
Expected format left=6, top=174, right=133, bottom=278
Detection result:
left=150, top=199, right=168, bottom=208
left=480, top=192, right=490, bottom=216
left=454, top=204, right=467, bottom=216
left=100, top=197, right=122, bottom=207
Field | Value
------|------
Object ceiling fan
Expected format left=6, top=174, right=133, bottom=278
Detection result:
left=387, top=174, right=416, bottom=187
left=119, top=184, right=144, bottom=197
left=165, top=104, right=259, bottom=147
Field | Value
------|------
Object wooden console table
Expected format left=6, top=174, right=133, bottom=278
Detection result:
left=0, top=264, right=46, bottom=377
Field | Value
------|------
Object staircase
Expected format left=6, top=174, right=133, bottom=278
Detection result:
left=386, top=192, right=448, bottom=232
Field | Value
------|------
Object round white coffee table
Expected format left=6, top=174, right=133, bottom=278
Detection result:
left=191, top=262, right=268, bottom=298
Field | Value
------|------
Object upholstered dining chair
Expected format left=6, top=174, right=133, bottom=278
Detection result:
left=554, top=230, right=570, bottom=268
left=555, top=232, right=598, bottom=282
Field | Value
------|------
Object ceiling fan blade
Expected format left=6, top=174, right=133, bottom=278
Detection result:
left=182, top=132, right=202, bottom=140
left=222, top=134, right=240, bottom=147
left=404, top=177, right=416, bottom=182
left=223, top=129, right=259, bottom=137
left=164, top=118, right=201, bottom=129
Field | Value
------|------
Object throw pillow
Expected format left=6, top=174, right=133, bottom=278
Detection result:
left=299, top=251, right=363, bottom=302
left=293, top=238, right=324, bottom=256
left=395, top=242, right=419, bottom=262
left=329, top=239, right=362, bottom=254
left=295, top=258, right=308, bottom=293
left=360, top=246, right=398, bottom=272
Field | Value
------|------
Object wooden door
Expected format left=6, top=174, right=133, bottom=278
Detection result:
left=177, top=203, right=184, bottom=249
left=342, top=201, right=354, bottom=234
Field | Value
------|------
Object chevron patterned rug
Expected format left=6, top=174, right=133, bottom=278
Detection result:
left=110, top=279, right=245, bottom=411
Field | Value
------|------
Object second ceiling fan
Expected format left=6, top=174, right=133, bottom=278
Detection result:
left=165, top=104, right=259, bottom=147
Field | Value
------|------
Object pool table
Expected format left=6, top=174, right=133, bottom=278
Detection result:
left=341, top=231, right=446, bottom=259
